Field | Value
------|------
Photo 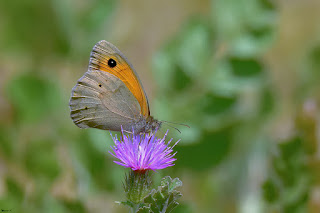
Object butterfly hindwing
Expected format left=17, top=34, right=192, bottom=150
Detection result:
left=69, top=70, right=141, bottom=131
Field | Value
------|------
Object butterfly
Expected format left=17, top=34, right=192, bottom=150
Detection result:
left=69, top=40, right=161, bottom=134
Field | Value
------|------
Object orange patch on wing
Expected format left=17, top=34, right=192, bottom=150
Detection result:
left=89, top=50, right=149, bottom=117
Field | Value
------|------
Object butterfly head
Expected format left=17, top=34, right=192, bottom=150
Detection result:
left=147, top=116, right=162, bottom=133
left=132, top=116, right=162, bottom=134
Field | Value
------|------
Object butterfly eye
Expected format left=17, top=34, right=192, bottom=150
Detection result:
left=108, top=58, right=117, bottom=68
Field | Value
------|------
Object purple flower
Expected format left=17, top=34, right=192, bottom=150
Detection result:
left=109, top=129, right=179, bottom=171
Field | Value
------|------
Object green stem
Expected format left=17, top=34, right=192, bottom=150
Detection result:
left=131, top=203, right=140, bottom=213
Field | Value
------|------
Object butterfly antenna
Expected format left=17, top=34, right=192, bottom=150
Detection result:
left=160, top=120, right=190, bottom=128
left=162, top=123, right=181, bottom=134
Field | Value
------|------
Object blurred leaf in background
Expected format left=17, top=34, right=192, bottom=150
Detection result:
left=151, top=0, right=278, bottom=212
left=0, top=0, right=120, bottom=212
left=1, top=0, right=320, bottom=212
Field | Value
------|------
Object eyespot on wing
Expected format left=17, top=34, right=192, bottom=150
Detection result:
left=88, top=40, right=150, bottom=117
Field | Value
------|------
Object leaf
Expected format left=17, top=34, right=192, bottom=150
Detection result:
left=262, top=136, right=312, bottom=212
left=176, top=126, right=234, bottom=170
left=6, top=73, right=62, bottom=124
left=24, top=139, right=60, bottom=181
left=229, top=57, right=263, bottom=77
left=200, top=92, right=237, bottom=115
left=262, top=179, right=279, bottom=203
left=116, top=200, right=134, bottom=208
left=143, top=176, right=182, bottom=213
left=117, top=201, right=153, bottom=213
left=161, top=177, right=183, bottom=193
left=62, top=200, right=86, bottom=213
left=136, top=206, right=153, bottom=213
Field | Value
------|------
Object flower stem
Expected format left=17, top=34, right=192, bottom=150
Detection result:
left=131, top=203, right=140, bottom=213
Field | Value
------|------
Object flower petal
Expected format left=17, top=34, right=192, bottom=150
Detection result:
left=109, top=129, right=179, bottom=171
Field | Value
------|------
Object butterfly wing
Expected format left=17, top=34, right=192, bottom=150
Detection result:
left=69, top=69, right=142, bottom=131
left=69, top=40, right=151, bottom=131
left=89, top=40, right=150, bottom=117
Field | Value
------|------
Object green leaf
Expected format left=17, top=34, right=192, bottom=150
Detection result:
left=6, top=177, right=24, bottom=202
left=0, top=126, right=15, bottom=158
left=62, top=200, right=87, bottom=213
left=79, top=0, right=116, bottom=32
left=259, top=88, right=274, bottom=115
left=262, top=135, right=312, bottom=212
left=116, top=200, right=134, bottom=208
left=229, top=57, right=263, bottom=77
left=143, top=176, right=182, bottom=213
left=161, top=177, right=183, bottom=193
left=176, top=126, right=233, bottom=170
left=6, top=73, right=62, bottom=124
left=136, top=206, right=153, bottom=213
left=200, top=92, right=237, bottom=115
left=24, top=139, right=60, bottom=181
left=71, top=131, right=114, bottom=191
left=0, top=178, right=24, bottom=213
left=262, top=179, right=279, bottom=203
left=117, top=201, right=153, bottom=213
left=260, top=0, right=276, bottom=10
left=172, top=64, right=192, bottom=91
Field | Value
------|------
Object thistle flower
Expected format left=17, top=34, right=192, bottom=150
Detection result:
left=109, top=129, right=179, bottom=171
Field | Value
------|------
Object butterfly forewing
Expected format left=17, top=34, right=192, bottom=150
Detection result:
left=89, top=40, right=150, bottom=117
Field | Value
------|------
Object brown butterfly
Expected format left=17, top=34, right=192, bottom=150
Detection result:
left=69, top=40, right=161, bottom=134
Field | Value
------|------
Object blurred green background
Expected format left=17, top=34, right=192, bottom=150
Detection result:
left=1, top=0, right=320, bottom=212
